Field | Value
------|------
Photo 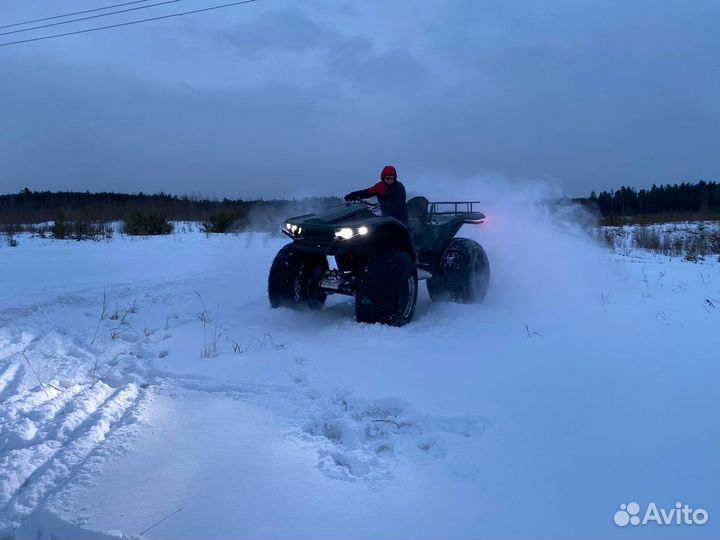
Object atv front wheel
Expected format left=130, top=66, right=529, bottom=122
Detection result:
left=356, top=250, right=418, bottom=326
left=427, top=238, right=490, bottom=303
left=268, top=243, right=327, bottom=310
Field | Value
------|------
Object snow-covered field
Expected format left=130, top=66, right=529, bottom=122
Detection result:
left=600, top=221, right=720, bottom=260
left=1, top=204, right=719, bottom=538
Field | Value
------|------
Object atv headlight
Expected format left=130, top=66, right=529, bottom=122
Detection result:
left=334, top=226, right=370, bottom=240
left=283, top=223, right=302, bottom=236
left=335, top=228, right=354, bottom=240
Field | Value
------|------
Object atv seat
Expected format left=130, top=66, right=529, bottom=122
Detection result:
left=407, top=196, right=429, bottom=242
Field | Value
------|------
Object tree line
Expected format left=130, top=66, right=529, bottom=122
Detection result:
left=2, top=180, right=719, bottom=231
left=0, top=189, right=341, bottom=232
left=575, top=180, right=720, bottom=218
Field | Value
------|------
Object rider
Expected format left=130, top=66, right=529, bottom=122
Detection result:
left=344, top=165, right=409, bottom=225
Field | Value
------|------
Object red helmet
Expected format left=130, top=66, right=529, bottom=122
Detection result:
left=380, top=165, right=397, bottom=180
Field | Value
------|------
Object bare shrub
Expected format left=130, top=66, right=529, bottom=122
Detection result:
left=711, top=231, right=720, bottom=257
left=72, top=220, right=111, bottom=241
left=2, top=224, right=20, bottom=247
left=195, top=292, right=221, bottom=358
left=632, top=227, right=661, bottom=252
left=601, top=228, right=621, bottom=250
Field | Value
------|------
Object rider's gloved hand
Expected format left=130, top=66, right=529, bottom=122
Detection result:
left=344, top=191, right=361, bottom=202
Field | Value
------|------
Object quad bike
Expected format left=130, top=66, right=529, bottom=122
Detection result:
left=268, top=196, right=490, bottom=326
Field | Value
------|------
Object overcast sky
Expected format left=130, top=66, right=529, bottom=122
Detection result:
left=1, top=0, right=718, bottom=199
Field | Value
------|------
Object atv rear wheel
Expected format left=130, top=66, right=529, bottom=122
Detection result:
left=356, top=250, right=418, bottom=326
left=427, top=238, right=490, bottom=303
left=268, top=243, right=327, bottom=310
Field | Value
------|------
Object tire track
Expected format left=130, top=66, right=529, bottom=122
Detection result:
left=1, top=382, right=116, bottom=452
left=0, top=362, right=23, bottom=402
left=0, top=384, right=143, bottom=530
left=0, top=384, right=112, bottom=508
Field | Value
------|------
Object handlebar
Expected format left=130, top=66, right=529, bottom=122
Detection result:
left=345, top=199, right=382, bottom=215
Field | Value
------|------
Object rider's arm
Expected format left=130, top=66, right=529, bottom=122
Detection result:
left=345, top=182, right=386, bottom=201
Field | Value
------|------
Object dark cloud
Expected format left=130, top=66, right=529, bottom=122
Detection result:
left=0, top=0, right=717, bottom=198
left=212, top=8, right=341, bottom=57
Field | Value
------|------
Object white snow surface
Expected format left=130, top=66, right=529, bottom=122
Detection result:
left=1, top=200, right=719, bottom=539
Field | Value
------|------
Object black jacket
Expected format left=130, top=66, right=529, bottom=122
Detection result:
left=346, top=180, right=409, bottom=225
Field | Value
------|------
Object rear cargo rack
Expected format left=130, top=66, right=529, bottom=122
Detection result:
left=428, top=201, right=485, bottom=224
left=429, top=201, right=482, bottom=214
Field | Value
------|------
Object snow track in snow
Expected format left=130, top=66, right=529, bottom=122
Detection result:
left=0, top=377, right=144, bottom=531
left=0, top=300, right=153, bottom=532
left=301, top=391, right=490, bottom=482
left=0, top=363, right=24, bottom=402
